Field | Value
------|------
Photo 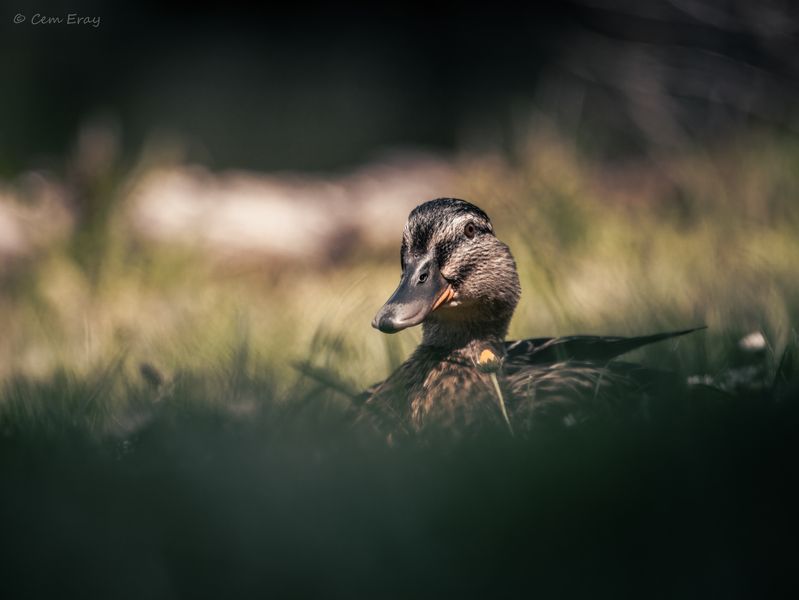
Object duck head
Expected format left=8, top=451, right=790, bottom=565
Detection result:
left=372, top=198, right=521, bottom=348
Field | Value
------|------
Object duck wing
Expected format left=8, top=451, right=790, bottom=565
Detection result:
left=503, top=327, right=705, bottom=372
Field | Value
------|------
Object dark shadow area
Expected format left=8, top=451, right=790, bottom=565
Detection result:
left=2, top=1, right=797, bottom=173
left=1, top=372, right=798, bottom=598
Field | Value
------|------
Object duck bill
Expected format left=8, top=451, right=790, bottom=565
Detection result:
left=372, top=261, right=453, bottom=334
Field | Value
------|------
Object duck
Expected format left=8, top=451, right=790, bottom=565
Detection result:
left=361, top=197, right=702, bottom=437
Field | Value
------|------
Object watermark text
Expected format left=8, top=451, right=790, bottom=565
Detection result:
left=13, top=13, right=102, bottom=28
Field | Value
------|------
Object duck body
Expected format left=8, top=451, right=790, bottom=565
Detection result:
left=365, top=343, right=504, bottom=435
left=364, top=331, right=698, bottom=436
left=363, top=198, right=700, bottom=436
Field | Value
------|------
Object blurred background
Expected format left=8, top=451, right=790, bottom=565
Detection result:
left=2, top=2, right=799, bottom=597
left=1, top=0, right=797, bottom=391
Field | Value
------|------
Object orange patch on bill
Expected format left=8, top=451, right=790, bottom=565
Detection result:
left=431, top=285, right=454, bottom=311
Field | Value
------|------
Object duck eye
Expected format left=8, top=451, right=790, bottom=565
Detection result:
left=464, top=223, right=476, bottom=239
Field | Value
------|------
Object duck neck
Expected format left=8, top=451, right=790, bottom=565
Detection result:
left=420, top=314, right=509, bottom=356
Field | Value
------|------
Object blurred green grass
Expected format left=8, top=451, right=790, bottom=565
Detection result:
left=1, top=345, right=797, bottom=598
left=2, top=128, right=799, bottom=597
left=3, top=129, right=798, bottom=403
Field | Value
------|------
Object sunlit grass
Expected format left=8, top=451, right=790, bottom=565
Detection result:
left=1, top=129, right=798, bottom=429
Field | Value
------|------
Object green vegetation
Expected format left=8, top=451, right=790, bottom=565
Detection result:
left=4, top=131, right=799, bottom=393
left=1, top=129, right=798, bottom=596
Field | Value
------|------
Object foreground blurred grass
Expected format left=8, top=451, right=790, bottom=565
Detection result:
left=2, top=129, right=799, bottom=597
left=2, top=348, right=798, bottom=597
